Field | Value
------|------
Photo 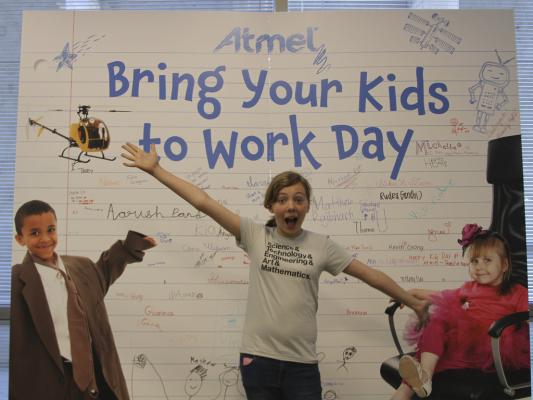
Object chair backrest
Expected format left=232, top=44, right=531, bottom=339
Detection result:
left=486, top=135, right=527, bottom=287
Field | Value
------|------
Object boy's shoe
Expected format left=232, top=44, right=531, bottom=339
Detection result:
left=399, top=355, right=432, bottom=398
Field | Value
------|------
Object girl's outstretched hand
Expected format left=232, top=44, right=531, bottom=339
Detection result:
left=413, top=299, right=430, bottom=329
left=122, top=143, right=159, bottom=174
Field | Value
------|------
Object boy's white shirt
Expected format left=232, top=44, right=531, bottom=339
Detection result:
left=33, top=253, right=72, bottom=361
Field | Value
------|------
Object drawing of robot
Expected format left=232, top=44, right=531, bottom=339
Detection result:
left=468, top=50, right=515, bottom=133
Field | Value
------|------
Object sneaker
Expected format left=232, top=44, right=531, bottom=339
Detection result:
left=399, top=355, right=432, bottom=398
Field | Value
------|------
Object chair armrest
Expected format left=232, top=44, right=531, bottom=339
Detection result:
left=488, top=311, right=529, bottom=338
left=489, top=311, right=530, bottom=397
left=385, top=301, right=405, bottom=355
left=385, top=301, right=402, bottom=316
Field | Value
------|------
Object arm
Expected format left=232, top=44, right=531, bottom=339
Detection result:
left=408, top=288, right=438, bottom=302
left=468, top=81, right=481, bottom=103
left=343, top=259, right=428, bottom=322
left=95, top=230, right=156, bottom=289
left=122, top=143, right=241, bottom=240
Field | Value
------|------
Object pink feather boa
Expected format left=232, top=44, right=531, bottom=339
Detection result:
left=403, top=282, right=529, bottom=372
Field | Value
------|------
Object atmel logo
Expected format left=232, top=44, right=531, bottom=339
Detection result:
left=214, top=27, right=319, bottom=54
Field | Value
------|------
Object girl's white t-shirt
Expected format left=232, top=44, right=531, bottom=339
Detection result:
left=237, top=217, right=352, bottom=363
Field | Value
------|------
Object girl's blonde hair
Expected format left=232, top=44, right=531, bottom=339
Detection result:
left=466, top=232, right=512, bottom=294
left=263, top=171, right=312, bottom=227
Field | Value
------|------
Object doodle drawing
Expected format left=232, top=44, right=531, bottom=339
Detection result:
left=131, top=353, right=169, bottom=400
left=53, top=34, right=106, bottom=71
left=468, top=50, right=515, bottom=133
left=185, top=365, right=208, bottom=400
left=212, top=365, right=245, bottom=399
left=403, top=12, right=462, bottom=54
left=337, top=346, right=357, bottom=372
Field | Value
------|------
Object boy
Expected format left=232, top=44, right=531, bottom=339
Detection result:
left=9, top=200, right=156, bottom=399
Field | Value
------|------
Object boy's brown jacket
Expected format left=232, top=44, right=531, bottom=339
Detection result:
left=9, top=231, right=150, bottom=399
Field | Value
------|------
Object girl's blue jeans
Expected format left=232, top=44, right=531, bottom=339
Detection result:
left=239, top=353, right=322, bottom=400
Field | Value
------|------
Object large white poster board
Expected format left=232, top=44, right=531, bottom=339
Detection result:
left=13, top=10, right=523, bottom=399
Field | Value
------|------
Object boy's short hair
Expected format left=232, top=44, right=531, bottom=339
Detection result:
left=14, top=200, right=56, bottom=235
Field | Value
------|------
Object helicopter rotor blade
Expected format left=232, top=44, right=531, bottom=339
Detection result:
left=48, top=108, right=131, bottom=113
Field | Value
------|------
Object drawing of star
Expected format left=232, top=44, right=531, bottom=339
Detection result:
left=53, top=43, right=77, bottom=71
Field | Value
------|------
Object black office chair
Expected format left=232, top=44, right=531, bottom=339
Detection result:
left=380, top=301, right=530, bottom=400
left=380, top=135, right=531, bottom=400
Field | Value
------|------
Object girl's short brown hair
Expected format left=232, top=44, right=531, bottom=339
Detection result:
left=263, top=171, right=312, bottom=227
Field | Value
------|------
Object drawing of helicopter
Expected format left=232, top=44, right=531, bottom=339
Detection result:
left=29, top=105, right=117, bottom=163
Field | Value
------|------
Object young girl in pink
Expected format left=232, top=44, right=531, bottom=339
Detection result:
left=391, top=223, right=530, bottom=399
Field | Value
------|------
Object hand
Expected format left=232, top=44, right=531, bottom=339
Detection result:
left=143, top=236, right=157, bottom=249
left=392, top=288, right=434, bottom=310
left=412, top=299, right=431, bottom=329
left=408, top=288, right=438, bottom=302
left=408, top=288, right=435, bottom=301
left=125, top=231, right=158, bottom=251
left=122, top=143, right=159, bottom=174
left=124, top=231, right=157, bottom=260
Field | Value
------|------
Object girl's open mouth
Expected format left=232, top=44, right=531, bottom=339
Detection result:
left=285, top=216, right=298, bottom=228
